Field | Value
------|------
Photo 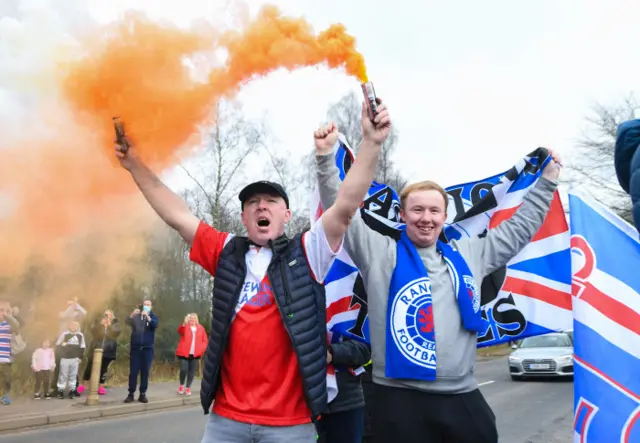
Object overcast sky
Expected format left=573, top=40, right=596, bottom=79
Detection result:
left=5, top=0, right=640, bottom=199
left=84, top=0, right=640, bottom=191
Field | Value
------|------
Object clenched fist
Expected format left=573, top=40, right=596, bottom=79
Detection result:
left=541, top=149, right=563, bottom=182
left=114, top=136, right=140, bottom=171
left=361, top=98, right=391, bottom=146
left=314, top=122, right=339, bottom=155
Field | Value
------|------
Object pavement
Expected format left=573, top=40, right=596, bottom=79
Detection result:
left=0, top=357, right=574, bottom=442
left=0, top=381, right=200, bottom=432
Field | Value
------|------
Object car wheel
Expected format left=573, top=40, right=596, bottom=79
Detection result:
left=511, top=375, right=522, bottom=381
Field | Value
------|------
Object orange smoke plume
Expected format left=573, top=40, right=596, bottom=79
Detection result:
left=62, top=5, right=368, bottom=170
left=0, top=4, right=367, bottom=312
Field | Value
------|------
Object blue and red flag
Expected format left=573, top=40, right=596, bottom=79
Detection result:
left=569, top=192, right=640, bottom=443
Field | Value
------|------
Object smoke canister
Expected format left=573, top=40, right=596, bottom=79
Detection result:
left=361, top=81, right=378, bottom=122
left=113, top=117, right=129, bottom=153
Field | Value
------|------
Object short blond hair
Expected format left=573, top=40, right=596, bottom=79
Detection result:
left=400, top=180, right=448, bottom=212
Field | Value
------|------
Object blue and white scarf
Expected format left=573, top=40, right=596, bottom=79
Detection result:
left=385, top=229, right=488, bottom=380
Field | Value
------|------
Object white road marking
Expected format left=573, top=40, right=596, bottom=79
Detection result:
left=478, top=380, right=495, bottom=387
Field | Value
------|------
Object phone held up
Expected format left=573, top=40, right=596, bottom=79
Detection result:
left=361, top=81, right=380, bottom=123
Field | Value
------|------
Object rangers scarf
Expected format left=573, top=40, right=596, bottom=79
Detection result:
left=311, top=138, right=573, bottom=398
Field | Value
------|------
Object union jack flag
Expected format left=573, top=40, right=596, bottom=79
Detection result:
left=443, top=148, right=573, bottom=347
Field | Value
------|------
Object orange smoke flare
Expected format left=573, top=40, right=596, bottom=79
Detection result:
left=0, top=5, right=368, bottom=310
left=61, top=5, right=368, bottom=170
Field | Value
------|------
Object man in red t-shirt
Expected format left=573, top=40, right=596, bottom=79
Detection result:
left=113, top=99, right=392, bottom=442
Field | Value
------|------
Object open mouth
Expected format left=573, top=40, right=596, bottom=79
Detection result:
left=257, top=217, right=271, bottom=228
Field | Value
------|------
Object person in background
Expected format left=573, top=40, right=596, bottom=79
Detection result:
left=175, top=313, right=208, bottom=396
left=32, top=339, right=56, bottom=399
left=0, top=304, right=19, bottom=405
left=124, top=299, right=158, bottom=404
left=78, top=309, right=121, bottom=396
left=55, top=321, right=86, bottom=399
left=58, top=298, right=87, bottom=334
left=313, top=123, right=373, bottom=443
left=53, top=298, right=87, bottom=392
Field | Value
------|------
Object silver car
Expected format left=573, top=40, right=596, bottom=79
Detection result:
left=507, top=332, right=574, bottom=381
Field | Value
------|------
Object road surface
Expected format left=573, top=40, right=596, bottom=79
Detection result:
left=0, top=356, right=573, bottom=443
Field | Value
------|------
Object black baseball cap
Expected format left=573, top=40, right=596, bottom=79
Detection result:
left=239, top=181, right=289, bottom=209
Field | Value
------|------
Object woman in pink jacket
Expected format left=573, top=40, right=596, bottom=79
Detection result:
left=175, top=313, right=208, bottom=396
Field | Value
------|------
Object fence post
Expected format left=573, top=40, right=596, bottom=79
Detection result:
left=85, top=348, right=103, bottom=406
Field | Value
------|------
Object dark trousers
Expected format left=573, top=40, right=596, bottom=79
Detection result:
left=83, top=355, right=115, bottom=384
left=371, top=384, right=498, bottom=443
left=128, top=348, right=153, bottom=395
left=318, top=407, right=365, bottom=443
left=0, top=363, right=11, bottom=396
left=34, top=370, right=51, bottom=395
left=178, top=356, right=198, bottom=388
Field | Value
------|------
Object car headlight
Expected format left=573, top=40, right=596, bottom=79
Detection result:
left=508, top=356, right=522, bottom=362
left=556, top=354, right=573, bottom=364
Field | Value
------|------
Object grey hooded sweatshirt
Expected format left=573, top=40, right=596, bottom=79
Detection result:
left=316, top=152, right=557, bottom=394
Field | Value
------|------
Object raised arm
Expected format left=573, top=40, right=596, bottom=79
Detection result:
left=315, top=136, right=394, bottom=273
left=4, top=313, right=19, bottom=331
left=314, top=101, right=391, bottom=253
left=457, top=151, right=563, bottom=278
left=115, top=140, right=200, bottom=245
left=108, top=320, right=121, bottom=339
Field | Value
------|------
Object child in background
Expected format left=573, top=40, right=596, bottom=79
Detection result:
left=32, top=339, right=56, bottom=399
left=55, top=321, right=85, bottom=399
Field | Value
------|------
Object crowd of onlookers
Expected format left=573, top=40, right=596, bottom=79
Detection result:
left=0, top=297, right=208, bottom=406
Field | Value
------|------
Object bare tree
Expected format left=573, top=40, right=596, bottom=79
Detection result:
left=147, top=99, right=270, bottom=324
left=261, top=144, right=312, bottom=237
left=566, top=95, right=636, bottom=222
left=326, top=91, right=407, bottom=193
left=180, top=99, right=268, bottom=232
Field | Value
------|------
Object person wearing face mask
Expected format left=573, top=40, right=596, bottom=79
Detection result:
left=124, top=299, right=158, bottom=404
left=113, top=99, right=391, bottom=442
left=316, top=134, right=562, bottom=442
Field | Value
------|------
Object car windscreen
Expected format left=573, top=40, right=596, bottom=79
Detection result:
left=519, top=334, right=572, bottom=348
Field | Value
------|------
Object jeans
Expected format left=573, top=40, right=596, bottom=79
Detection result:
left=179, top=356, right=198, bottom=388
left=201, top=412, right=317, bottom=443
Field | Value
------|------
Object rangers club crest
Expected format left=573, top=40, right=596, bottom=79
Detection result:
left=390, top=277, right=437, bottom=370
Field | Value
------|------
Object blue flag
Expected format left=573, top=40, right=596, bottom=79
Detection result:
left=569, top=192, right=640, bottom=443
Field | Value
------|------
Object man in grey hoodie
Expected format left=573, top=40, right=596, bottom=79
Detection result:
left=315, top=108, right=562, bottom=443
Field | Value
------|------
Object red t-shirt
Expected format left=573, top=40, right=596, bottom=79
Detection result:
left=189, top=221, right=338, bottom=426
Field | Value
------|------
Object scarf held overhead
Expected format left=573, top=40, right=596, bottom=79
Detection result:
left=385, top=230, right=488, bottom=380
left=310, top=143, right=571, bottom=360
